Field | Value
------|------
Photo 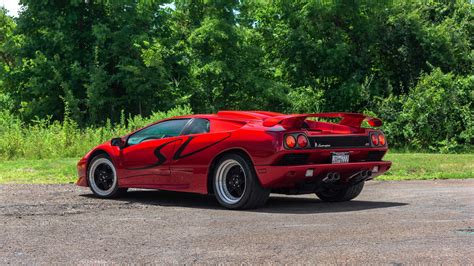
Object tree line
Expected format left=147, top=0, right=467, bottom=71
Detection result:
left=0, top=1, right=472, bottom=151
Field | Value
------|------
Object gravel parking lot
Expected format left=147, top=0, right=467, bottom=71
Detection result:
left=1, top=180, right=473, bottom=264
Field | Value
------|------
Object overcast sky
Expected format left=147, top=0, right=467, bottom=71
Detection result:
left=1, top=0, right=20, bottom=17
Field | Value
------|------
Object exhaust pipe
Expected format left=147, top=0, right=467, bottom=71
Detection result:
left=322, top=172, right=340, bottom=183
left=322, top=172, right=333, bottom=182
left=346, top=169, right=374, bottom=185
left=365, top=170, right=372, bottom=179
left=332, top=172, right=341, bottom=181
left=362, top=170, right=372, bottom=179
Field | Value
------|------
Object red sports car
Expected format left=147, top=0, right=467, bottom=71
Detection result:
left=77, top=111, right=392, bottom=209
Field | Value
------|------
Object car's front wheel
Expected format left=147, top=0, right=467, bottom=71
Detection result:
left=88, top=154, right=127, bottom=198
left=213, top=154, right=270, bottom=209
left=315, top=182, right=364, bottom=202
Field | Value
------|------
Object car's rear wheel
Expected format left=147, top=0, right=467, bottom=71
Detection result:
left=315, top=182, right=364, bottom=202
left=213, top=154, right=270, bottom=209
left=88, top=154, right=127, bottom=198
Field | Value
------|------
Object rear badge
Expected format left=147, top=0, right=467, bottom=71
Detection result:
left=314, top=142, right=331, bottom=148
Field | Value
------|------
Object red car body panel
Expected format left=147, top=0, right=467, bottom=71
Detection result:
left=77, top=111, right=392, bottom=194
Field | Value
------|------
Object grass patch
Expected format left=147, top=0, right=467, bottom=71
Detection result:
left=380, top=153, right=474, bottom=180
left=0, top=153, right=472, bottom=184
left=0, top=158, right=78, bottom=184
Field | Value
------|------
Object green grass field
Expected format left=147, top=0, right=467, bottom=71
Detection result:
left=0, top=153, right=472, bottom=184
left=381, top=153, right=473, bottom=180
left=0, top=158, right=78, bottom=184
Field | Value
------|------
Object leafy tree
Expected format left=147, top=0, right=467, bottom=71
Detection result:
left=0, top=0, right=472, bottom=151
left=250, top=0, right=472, bottom=113
left=85, top=1, right=176, bottom=123
left=249, top=1, right=386, bottom=112
left=172, top=0, right=280, bottom=112
left=373, top=1, right=473, bottom=95
left=4, top=1, right=187, bottom=124
left=0, top=8, right=16, bottom=111
left=4, top=1, right=101, bottom=123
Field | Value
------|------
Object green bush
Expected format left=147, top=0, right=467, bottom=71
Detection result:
left=376, top=69, right=473, bottom=153
left=0, top=105, right=192, bottom=160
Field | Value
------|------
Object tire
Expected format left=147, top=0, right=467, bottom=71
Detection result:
left=315, top=182, right=364, bottom=202
left=213, top=153, right=270, bottom=209
left=88, top=154, right=127, bottom=198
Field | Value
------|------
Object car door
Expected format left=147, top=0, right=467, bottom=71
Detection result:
left=169, top=118, right=231, bottom=191
left=119, top=119, right=191, bottom=186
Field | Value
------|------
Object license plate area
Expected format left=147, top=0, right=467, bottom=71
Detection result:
left=331, top=152, right=350, bottom=164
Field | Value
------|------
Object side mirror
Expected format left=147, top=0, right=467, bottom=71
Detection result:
left=111, top=137, right=125, bottom=148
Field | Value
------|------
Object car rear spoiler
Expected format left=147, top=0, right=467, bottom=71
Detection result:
left=262, top=112, right=382, bottom=129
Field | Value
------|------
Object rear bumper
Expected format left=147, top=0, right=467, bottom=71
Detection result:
left=255, top=161, right=392, bottom=188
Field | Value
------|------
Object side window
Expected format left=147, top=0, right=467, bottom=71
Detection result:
left=182, top=118, right=210, bottom=135
left=127, top=119, right=190, bottom=145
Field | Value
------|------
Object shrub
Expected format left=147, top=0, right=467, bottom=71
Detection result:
left=375, top=69, right=473, bottom=152
left=0, top=105, right=192, bottom=160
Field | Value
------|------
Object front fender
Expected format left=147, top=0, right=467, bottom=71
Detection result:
left=75, top=141, right=121, bottom=187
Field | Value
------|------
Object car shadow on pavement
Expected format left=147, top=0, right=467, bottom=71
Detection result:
left=81, top=190, right=407, bottom=214
left=258, top=196, right=407, bottom=214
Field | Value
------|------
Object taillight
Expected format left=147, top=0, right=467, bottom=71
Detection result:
left=371, top=133, right=379, bottom=146
left=285, top=135, right=296, bottom=148
left=297, top=134, right=308, bottom=148
left=378, top=134, right=386, bottom=146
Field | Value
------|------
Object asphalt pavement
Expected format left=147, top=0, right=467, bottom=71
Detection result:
left=1, top=180, right=473, bottom=264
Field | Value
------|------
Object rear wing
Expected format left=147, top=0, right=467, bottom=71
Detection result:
left=262, top=112, right=382, bottom=129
